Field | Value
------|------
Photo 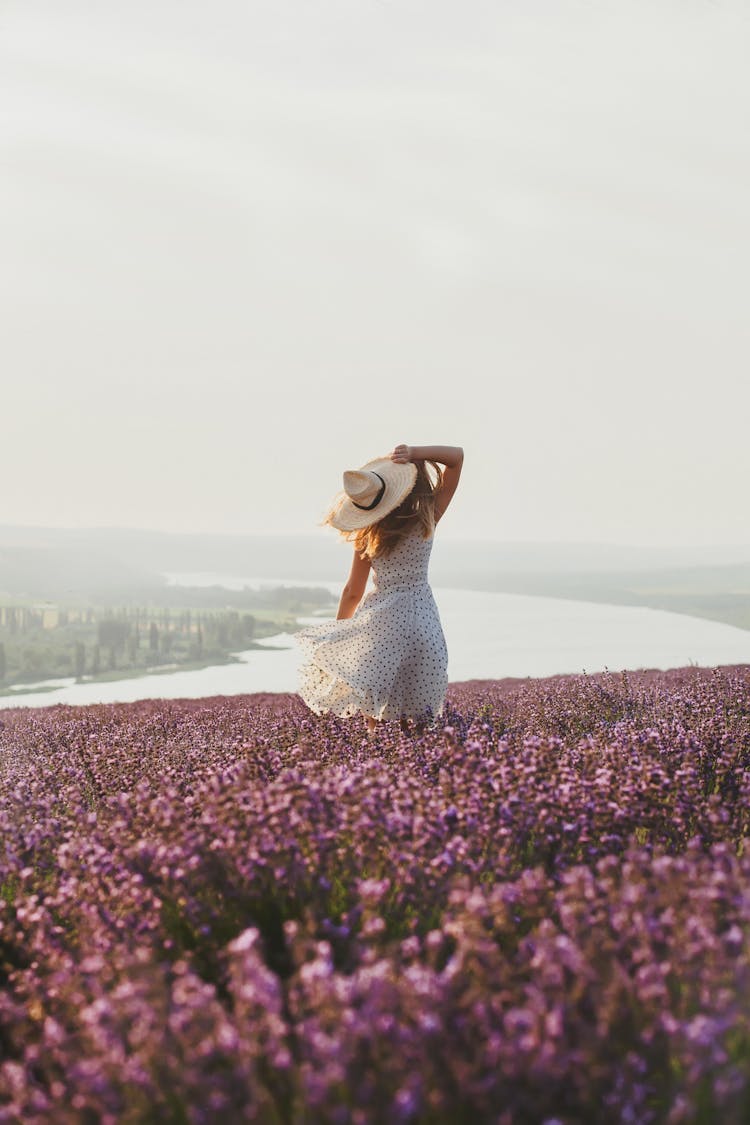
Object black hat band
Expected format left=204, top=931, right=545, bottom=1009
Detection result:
left=352, top=472, right=386, bottom=511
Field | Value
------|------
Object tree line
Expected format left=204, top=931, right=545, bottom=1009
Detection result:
left=0, top=607, right=264, bottom=687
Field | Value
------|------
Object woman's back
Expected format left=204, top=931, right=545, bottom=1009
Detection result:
left=370, top=529, right=434, bottom=593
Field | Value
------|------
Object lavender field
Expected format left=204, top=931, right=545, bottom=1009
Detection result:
left=1, top=666, right=749, bottom=1124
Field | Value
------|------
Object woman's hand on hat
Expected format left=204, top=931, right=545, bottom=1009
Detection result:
left=391, top=444, right=413, bottom=464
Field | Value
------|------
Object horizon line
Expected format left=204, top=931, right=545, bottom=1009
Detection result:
left=1, top=522, right=749, bottom=553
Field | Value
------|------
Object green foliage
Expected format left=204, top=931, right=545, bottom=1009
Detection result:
left=0, top=593, right=330, bottom=692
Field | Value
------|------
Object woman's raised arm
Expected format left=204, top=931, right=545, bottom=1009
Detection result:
left=390, top=444, right=464, bottom=523
left=391, top=445, right=463, bottom=468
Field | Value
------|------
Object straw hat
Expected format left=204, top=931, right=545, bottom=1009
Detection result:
left=327, top=456, right=418, bottom=531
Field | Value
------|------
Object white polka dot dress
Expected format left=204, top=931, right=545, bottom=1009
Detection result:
left=296, top=529, right=449, bottom=722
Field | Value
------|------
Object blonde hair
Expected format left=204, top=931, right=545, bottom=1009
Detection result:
left=324, top=460, right=444, bottom=560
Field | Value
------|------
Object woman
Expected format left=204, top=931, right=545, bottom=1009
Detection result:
left=296, top=443, right=463, bottom=734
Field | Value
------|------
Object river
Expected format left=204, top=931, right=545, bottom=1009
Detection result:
left=1, top=573, right=748, bottom=709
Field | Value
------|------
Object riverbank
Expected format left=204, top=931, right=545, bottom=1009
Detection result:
left=0, top=635, right=302, bottom=699
left=0, top=653, right=242, bottom=699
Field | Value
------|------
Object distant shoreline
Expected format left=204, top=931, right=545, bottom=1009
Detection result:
left=0, top=653, right=243, bottom=698
left=0, top=641, right=295, bottom=699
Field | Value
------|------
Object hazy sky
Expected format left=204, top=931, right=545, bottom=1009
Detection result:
left=2, top=0, right=748, bottom=545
